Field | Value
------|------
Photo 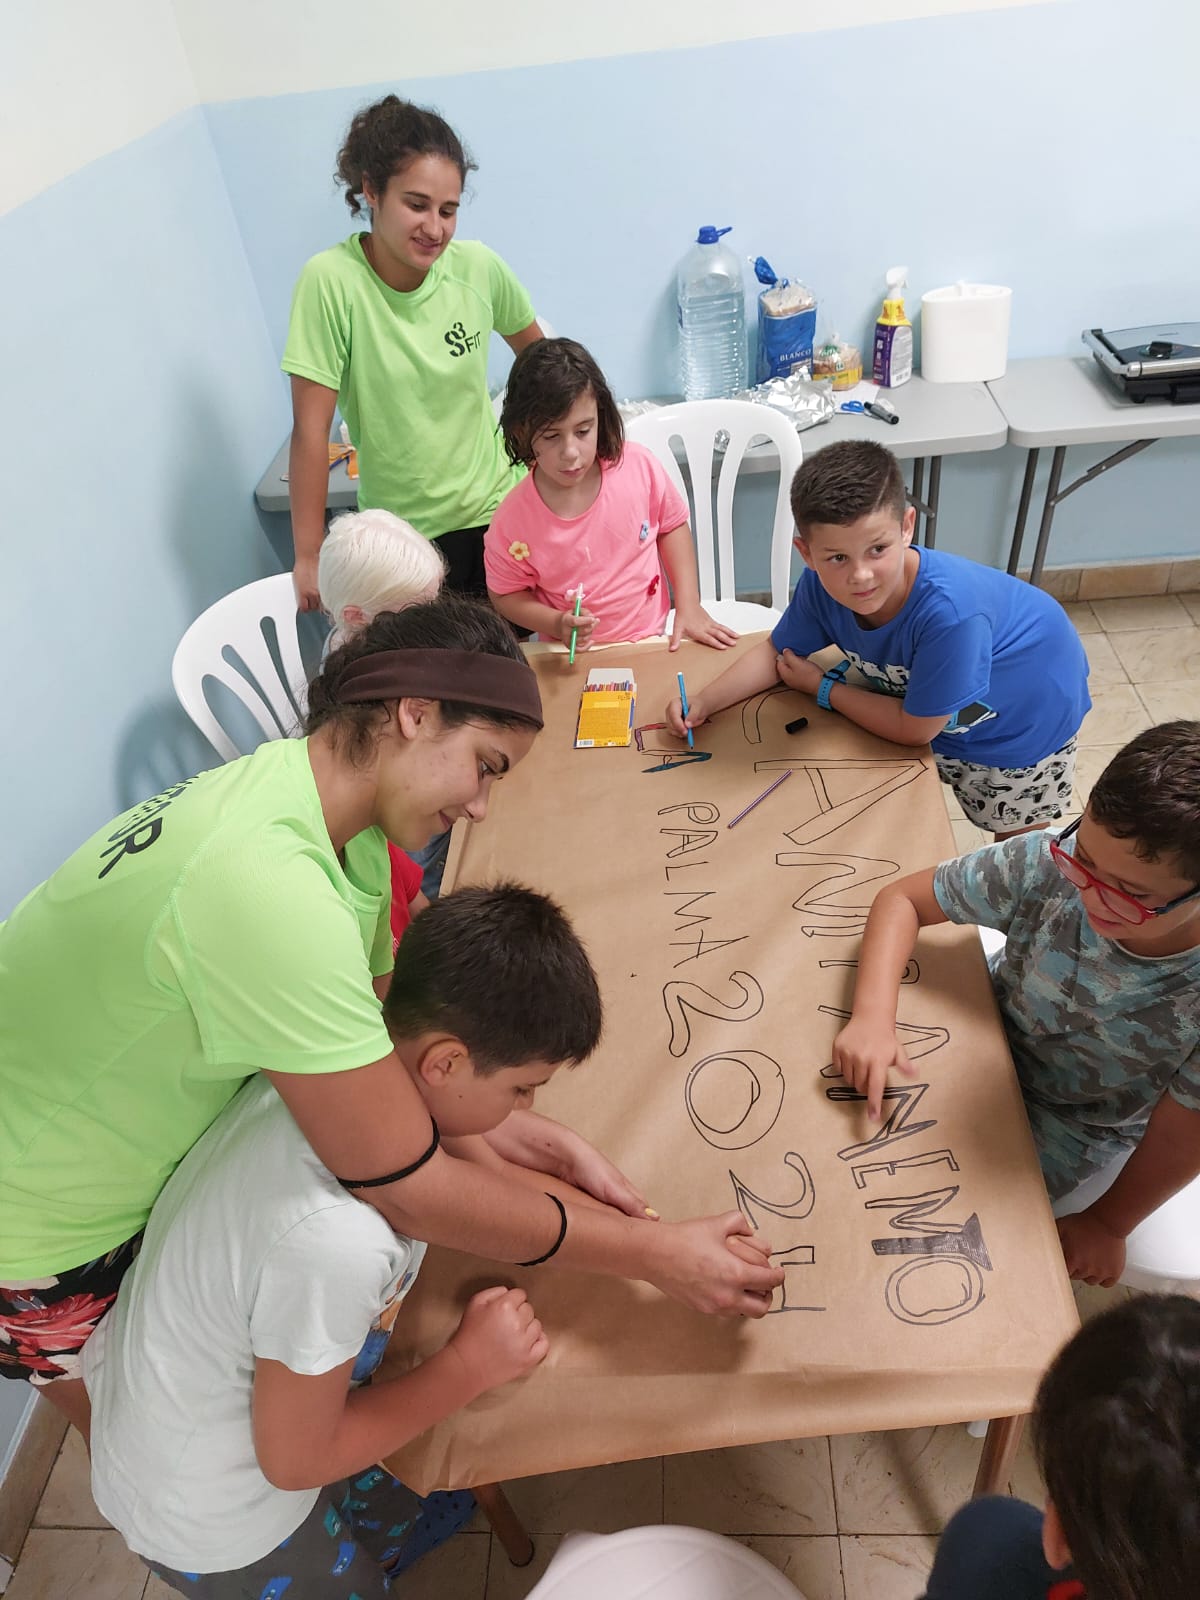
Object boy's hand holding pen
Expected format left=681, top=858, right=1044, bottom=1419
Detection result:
left=666, top=685, right=709, bottom=740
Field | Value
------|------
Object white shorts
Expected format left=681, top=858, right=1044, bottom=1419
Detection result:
left=935, top=737, right=1077, bottom=834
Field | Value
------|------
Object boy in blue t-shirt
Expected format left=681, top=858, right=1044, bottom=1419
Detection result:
left=668, top=440, right=1091, bottom=837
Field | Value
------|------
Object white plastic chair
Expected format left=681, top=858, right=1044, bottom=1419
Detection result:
left=526, top=1526, right=806, bottom=1600
left=171, top=573, right=308, bottom=762
left=625, top=399, right=804, bottom=632
left=1054, top=1152, right=1200, bottom=1293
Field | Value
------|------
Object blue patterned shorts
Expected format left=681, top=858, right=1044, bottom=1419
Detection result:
left=145, top=1472, right=476, bottom=1599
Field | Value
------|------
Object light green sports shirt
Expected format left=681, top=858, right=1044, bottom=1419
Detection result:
left=282, top=236, right=534, bottom=537
left=0, top=739, right=394, bottom=1277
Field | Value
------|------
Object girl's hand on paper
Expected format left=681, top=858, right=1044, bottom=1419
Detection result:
left=447, top=1286, right=549, bottom=1397
left=670, top=604, right=739, bottom=652
left=831, top=1017, right=917, bottom=1122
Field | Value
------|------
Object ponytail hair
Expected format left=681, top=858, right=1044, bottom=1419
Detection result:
left=335, top=95, right=475, bottom=217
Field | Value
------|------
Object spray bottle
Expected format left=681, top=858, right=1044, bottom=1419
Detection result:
left=872, top=266, right=913, bottom=389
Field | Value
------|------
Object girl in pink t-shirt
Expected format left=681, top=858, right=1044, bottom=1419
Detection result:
left=484, top=339, right=738, bottom=652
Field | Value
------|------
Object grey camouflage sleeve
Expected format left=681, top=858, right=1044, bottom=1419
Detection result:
left=932, top=833, right=1051, bottom=935
left=1167, top=1045, right=1200, bottom=1115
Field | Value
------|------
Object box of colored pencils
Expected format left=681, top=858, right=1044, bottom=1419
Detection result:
left=574, top=669, right=636, bottom=749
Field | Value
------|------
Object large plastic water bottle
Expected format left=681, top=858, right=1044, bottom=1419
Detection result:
left=677, top=225, right=748, bottom=400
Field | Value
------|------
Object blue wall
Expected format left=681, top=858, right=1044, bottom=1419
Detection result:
left=1, top=110, right=290, bottom=916
left=206, top=0, right=1199, bottom=581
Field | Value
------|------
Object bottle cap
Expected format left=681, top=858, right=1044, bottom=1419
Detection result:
left=880, top=265, right=910, bottom=326
left=697, top=226, right=732, bottom=244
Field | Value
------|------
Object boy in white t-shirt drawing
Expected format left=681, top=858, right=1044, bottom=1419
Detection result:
left=84, top=883, right=607, bottom=1599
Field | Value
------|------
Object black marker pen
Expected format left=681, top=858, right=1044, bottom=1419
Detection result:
left=864, top=399, right=900, bottom=425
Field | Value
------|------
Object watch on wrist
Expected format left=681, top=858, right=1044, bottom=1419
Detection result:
left=817, top=658, right=851, bottom=712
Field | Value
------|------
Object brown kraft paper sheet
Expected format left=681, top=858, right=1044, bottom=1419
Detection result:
left=383, top=635, right=1078, bottom=1492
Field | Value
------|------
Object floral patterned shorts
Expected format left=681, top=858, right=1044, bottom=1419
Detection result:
left=0, top=1234, right=141, bottom=1385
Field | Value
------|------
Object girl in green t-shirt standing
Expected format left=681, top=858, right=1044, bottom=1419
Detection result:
left=283, top=96, right=544, bottom=611
left=0, top=595, right=781, bottom=1437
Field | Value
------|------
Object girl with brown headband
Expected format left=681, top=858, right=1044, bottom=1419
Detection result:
left=0, top=593, right=781, bottom=1436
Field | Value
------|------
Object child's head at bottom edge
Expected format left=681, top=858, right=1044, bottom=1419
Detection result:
left=381, top=881, right=603, bottom=1136
left=1034, top=1292, right=1200, bottom=1599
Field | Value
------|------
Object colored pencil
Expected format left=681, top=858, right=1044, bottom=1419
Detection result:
left=568, top=591, right=583, bottom=665
left=726, top=769, right=793, bottom=829
left=676, top=671, right=694, bottom=750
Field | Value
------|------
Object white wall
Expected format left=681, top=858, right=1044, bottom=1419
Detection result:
left=0, top=1, right=196, bottom=215
left=173, top=0, right=1053, bottom=99
left=0, top=0, right=1057, bottom=209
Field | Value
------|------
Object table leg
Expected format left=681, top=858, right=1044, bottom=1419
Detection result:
left=925, top=456, right=943, bottom=549
left=475, top=1482, right=535, bottom=1567
left=910, top=458, right=926, bottom=544
left=972, top=1414, right=1026, bottom=1497
left=1028, top=447, right=1066, bottom=587
left=1006, top=448, right=1040, bottom=576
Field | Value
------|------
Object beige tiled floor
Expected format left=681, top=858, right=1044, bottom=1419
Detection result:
left=10, top=596, right=1194, bottom=1600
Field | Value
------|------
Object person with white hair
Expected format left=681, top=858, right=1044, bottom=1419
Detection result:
left=319, top=509, right=446, bottom=653
left=317, top=508, right=447, bottom=934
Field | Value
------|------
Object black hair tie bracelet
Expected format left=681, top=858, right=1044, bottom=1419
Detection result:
left=517, top=1193, right=568, bottom=1267
left=336, top=1121, right=440, bottom=1190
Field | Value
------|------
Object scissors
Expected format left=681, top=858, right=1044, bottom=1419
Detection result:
left=840, top=399, right=900, bottom=425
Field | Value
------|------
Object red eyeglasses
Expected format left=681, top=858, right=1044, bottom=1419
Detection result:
left=1049, top=817, right=1200, bottom=927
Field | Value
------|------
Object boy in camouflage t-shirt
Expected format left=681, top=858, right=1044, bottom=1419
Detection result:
left=833, top=722, right=1200, bottom=1289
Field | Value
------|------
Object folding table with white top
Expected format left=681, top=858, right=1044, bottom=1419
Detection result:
left=987, top=356, right=1200, bottom=586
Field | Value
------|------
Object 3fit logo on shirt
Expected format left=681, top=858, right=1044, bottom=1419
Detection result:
left=96, top=778, right=199, bottom=880
left=846, top=650, right=910, bottom=697
left=443, top=320, right=482, bottom=357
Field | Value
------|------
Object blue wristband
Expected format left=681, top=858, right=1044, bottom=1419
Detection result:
left=817, top=658, right=851, bottom=711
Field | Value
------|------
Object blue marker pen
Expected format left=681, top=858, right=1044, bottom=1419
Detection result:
left=677, top=671, right=694, bottom=750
